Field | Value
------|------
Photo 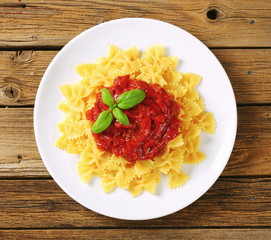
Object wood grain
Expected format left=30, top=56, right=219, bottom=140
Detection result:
left=0, top=0, right=270, bottom=237
left=0, top=106, right=270, bottom=177
left=0, top=108, right=45, bottom=177
left=1, top=229, right=271, bottom=240
left=0, top=0, right=271, bottom=48
left=0, top=49, right=271, bottom=106
left=0, top=51, right=55, bottom=106
left=0, top=178, right=270, bottom=228
left=212, top=49, right=271, bottom=105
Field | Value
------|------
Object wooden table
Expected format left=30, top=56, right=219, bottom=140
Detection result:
left=1, top=1, right=271, bottom=239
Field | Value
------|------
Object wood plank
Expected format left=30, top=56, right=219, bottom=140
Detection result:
left=0, top=178, right=270, bottom=228
left=212, top=49, right=271, bottom=105
left=1, top=229, right=271, bottom=240
left=0, top=51, right=56, bottom=106
left=0, top=49, right=271, bottom=106
left=223, top=105, right=271, bottom=176
left=0, top=0, right=271, bottom=48
left=0, top=106, right=270, bottom=177
left=0, top=108, right=46, bottom=177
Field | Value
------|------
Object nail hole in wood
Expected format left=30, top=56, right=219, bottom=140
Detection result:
left=248, top=70, right=253, bottom=75
left=17, top=155, right=23, bottom=159
left=250, top=20, right=255, bottom=24
left=252, top=135, right=257, bottom=139
left=207, top=9, right=219, bottom=20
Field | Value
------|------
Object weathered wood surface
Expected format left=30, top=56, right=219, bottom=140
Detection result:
left=0, top=0, right=271, bottom=48
left=0, top=0, right=271, bottom=237
left=1, top=229, right=271, bottom=240
left=0, top=178, right=270, bottom=228
left=0, top=106, right=270, bottom=177
left=0, top=51, right=56, bottom=106
left=0, top=49, right=271, bottom=106
left=0, top=108, right=43, bottom=177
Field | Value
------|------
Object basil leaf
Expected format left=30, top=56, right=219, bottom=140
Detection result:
left=101, top=88, right=114, bottom=107
left=113, top=107, right=129, bottom=126
left=92, top=110, right=113, bottom=134
left=117, top=89, right=145, bottom=109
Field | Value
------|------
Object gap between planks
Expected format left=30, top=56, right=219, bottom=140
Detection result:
left=1, top=226, right=271, bottom=230
left=0, top=47, right=271, bottom=51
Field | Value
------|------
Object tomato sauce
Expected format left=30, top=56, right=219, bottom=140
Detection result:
left=86, top=75, right=181, bottom=163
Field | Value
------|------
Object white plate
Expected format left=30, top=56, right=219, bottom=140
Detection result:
left=34, top=18, right=237, bottom=220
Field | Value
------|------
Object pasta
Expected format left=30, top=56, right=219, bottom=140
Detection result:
left=56, top=45, right=216, bottom=197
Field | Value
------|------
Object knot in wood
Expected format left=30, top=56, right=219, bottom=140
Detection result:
left=12, top=51, right=34, bottom=65
left=4, top=86, right=20, bottom=100
left=207, top=9, right=218, bottom=20
left=205, top=6, right=224, bottom=22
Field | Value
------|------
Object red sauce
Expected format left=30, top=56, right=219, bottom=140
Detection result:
left=86, top=75, right=181, bottom=163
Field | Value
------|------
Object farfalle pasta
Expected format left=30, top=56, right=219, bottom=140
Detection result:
left=56, top=45, right=215, bottom=197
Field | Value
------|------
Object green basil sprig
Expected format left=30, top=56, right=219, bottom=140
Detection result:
left=101, top=88, right=114, bottom=107
left=91, top=110, right=113, bottom=134
left=91, top=88, right=145, bottom=134
left=113, top=107, right=129, bottom=126
left=117, top=89, right=146, bottom=109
